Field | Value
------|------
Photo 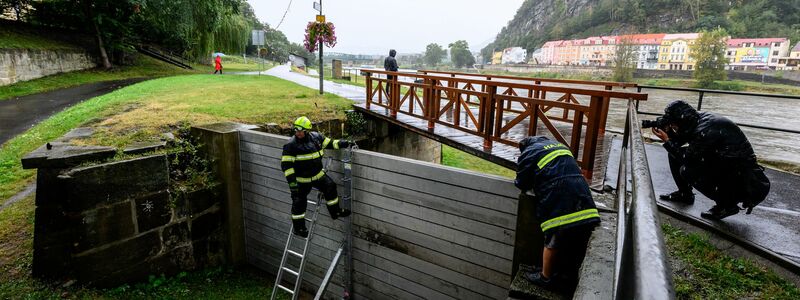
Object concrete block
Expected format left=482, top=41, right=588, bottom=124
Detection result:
left=191, top=209, right=222, bottom=241
left=134, top=192, right=172, bottom=233
left=162, top=221, right=191, bottom=249
left=59, top=155, right=169, bottom=211
left=123, top=140, right=167, bottom=155
left=21, top=143, right=116, bottom=169
left=573, top=213, right=616, bottom=300
left=73, top=231, right=162, bottom=284
left=187, top=185, right=221, bottom=214
left=75, top=201, right=136, bottom=252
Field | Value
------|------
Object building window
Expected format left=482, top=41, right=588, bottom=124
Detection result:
left=773, top=51, right=779, bottom=56
left=687, top=65, right=693, bottom=70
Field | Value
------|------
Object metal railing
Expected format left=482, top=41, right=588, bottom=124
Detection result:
left=613, top=100, right=675, bottom=299
left=636, top=85, right=800, bottom=135
left=361, top=69, right=648, bottom=178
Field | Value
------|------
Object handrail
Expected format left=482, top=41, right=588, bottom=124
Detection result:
left=418, top=69, right=639, bottom=88
left=362, top=69, right=648, bottom=100
left=635, top=85, right=800, bottom=135
left=613, top=100, right=675, bottom=299
left=360, top=69, right=647, bottom=179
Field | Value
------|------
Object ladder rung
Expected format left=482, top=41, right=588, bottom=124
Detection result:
left=277, top=284, right=295, bottom=294
left=307, top=200, right=318, bottom=205
left=287, top=250, right=304, bottom=258
left=282, top=267, right=299, bottom=277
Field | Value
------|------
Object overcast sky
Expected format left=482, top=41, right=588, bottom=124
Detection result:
left=247, top=0, right=525, bottom=55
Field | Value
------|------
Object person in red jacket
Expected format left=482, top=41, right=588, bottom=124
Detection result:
left=213, top=55, right=223, bottom=74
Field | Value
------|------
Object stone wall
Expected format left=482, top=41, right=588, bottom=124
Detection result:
left=0, top=49, right=96, bottom=86
left=25, top=150, right=226, bottom=287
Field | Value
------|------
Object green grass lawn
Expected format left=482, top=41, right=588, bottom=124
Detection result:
left=0, top=74, right=351, bottom=298
left=0, top=56, right=199, bottom=101
left=0, top=23, right=81, bottom=50
left=441, top=145, right=515, bottom=178
left=664, top=224, right=800, bottom=299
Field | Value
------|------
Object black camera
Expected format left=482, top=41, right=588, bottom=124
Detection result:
left=641, top=117, right=669, bottom=129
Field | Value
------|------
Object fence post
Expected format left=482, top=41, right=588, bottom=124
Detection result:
left=365, top=72, right=372, bottom=110
left=484, top=85, right=497, bottom=151
left=426, top=78, right=435, bottom=131
left=581, top=95, right=604, bottom=179
left=697, top=91, right=704, bottom=110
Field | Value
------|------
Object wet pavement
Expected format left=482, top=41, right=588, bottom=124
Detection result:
left=243, top=64, right=366, bottom=102
left=604, top=137, right=800, bottom=265
left=0, top=78, right=148, bottom=145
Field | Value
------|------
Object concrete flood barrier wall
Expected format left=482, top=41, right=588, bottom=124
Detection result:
left=0, top=49, right=96, bottom=86
left=238, top=129, right=519, bottom=299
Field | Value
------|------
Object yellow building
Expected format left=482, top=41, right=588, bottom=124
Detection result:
left=491, top=52, right=503, bottom=65
left=658, top=33, right=700, bottom=70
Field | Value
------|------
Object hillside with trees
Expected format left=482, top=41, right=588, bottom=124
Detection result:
left=481, top=0, right=800, bottom=63
left=1, top=0, right=314, bottom=67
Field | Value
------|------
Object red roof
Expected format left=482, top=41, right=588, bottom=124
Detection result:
left=727, top=38, right=788, bottom=47
left=620, top=33, right=666, bottom=45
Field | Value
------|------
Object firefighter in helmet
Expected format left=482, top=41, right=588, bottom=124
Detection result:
left=281, top=116, right=352, bottom=238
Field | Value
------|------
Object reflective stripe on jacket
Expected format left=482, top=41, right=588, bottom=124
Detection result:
left=515, top=136, right=600, bottom=233
left=281, top=132, right=347, bottom=185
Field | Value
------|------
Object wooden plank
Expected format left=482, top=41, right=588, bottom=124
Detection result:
left=354, top=178, right=517, bottom=230
left=352, top=214, right=512, bottom=286
left=353, top=271, right=423, bottom=300
left=353, top=249, right=457, bottom=300
left=353, top=238, right=507, bottom=299
left=353, top=194, right=515, bottom=254
left=239, top=130, right=290, bottom=148
left=352, top=165, right=518, bottom=215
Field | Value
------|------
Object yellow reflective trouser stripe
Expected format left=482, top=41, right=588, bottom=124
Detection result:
left=281, top=155, right=296, bottom=162
left=537, top=149, right=573, bottom=169
left=295, top=150, right=324, bottom=161
left=333, top=140, right=341, bottom=150
left=291, top=213, right=306, bottom=220
left=541, top=208, right=600, bottom=232
left=296, top=170, right=325, bottom=183
left=322, top=138, right=331, bottom=149
left=284, top=168, right=295, bottom=177
left=326, top=197, right=339, bottom=206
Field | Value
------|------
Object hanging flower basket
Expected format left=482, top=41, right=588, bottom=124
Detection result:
left=304, top=21, right=337, bottom=52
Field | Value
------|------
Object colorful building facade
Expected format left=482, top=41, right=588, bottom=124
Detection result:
left=658, top=33, right=700, bottom=70
left=776, top=42, right=800, bottom=70
left=621, top=34, right=665, bottom=70
left=725, top=38, right=791, bottom=70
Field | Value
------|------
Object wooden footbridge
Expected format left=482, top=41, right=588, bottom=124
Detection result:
left=354, top=69, right=648, bottom=180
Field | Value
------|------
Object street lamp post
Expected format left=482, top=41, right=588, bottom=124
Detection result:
left=318, top=0, right=324, bottom=94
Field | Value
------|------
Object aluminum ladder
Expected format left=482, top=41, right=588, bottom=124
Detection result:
left=270, top=193, right=323, bottom=300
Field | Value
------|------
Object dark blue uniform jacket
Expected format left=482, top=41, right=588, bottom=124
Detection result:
left=515, top=136, right=600, bottom=234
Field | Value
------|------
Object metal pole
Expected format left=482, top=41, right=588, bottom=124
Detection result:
left=318, top=0, right=324, bottom=94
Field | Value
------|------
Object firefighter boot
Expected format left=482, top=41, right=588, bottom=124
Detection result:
left=292, top=219, right=309, bottom=238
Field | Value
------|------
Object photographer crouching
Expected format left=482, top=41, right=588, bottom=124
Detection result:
left=644, top=100, right=770, bottom=220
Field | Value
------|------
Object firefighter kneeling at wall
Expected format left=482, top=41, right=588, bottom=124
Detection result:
left=515, top=136, right=601, bottom=289
left=281, top=116, right=352, bottom=238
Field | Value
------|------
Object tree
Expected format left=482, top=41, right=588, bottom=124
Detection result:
left=448, top=40, right=476, bottom=69
left=693, top=28, right=728, bottom=88
left=612, top=37, right=637, bottom=82
left=423, top=43, right=445, bottom=67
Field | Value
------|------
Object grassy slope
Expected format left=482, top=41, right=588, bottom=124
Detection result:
left=0, top=24, right=80, bottom=50
left=0, top=56, right=199, bottom=101
left=441, top=145, right=515, bottom=178
left=0, top=74, right=351, bottom=298
left=0, top=74, right=352, bottom=202
left=664, top=224, right=800, bottom=299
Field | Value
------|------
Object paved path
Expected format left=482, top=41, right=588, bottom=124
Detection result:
left=0, top=78, right=147, bottom=145
left=604, top=137, right=800, bottom=266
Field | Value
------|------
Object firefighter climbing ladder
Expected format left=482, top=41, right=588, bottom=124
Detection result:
left=270, top=146, right=356, bottom=300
